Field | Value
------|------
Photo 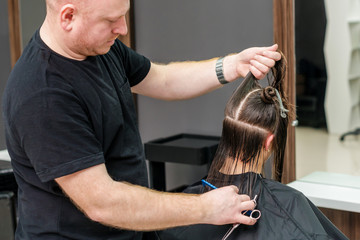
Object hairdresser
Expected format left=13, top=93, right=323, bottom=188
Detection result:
left=3, top=0, right=281, bottom=239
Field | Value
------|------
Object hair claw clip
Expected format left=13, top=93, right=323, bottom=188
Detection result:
left=274, top=89, right=289, bottom=118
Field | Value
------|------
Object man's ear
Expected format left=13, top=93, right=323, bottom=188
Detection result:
left=265, top=134, right=274, bottom=151
left=60, top=4, right=76, bottom=31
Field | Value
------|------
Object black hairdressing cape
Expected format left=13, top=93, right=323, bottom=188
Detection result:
left=156, top=173, right=348, bottom=240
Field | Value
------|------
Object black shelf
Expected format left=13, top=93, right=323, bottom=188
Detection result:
left=144, top=134, right=220, bottom=191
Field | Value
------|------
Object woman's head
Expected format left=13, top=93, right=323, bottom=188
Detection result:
left=207, top=52, right=293, bottom=189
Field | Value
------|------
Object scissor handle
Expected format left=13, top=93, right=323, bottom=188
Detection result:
left=249, top=209, right=261, bottom=220
left=241, top=209, right=261, bottom=218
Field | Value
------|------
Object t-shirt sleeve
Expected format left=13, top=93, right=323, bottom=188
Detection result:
left=111, top=40, right=151, bottom=87
left=11, top=87, right=104, bottom=182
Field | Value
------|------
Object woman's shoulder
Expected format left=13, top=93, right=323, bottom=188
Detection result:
left=261, top=178, right=307, bottom=200
left=259, top=178, right=316, bottom=220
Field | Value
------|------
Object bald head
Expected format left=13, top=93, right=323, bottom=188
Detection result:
left=45, top=0, right=86, bottom=13
left=40, top=0, right=130, bottom=59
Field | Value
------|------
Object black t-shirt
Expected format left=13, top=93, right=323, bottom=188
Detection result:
left=3, top=30, right=151, bottom=239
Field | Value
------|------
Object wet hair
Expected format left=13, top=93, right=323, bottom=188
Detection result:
left=205, top=52, right=293, bottom=195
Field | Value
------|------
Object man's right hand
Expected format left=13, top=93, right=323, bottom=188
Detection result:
left=56, top=163, right=256, bottom=230
left=200, top=185, right=257, bottom=226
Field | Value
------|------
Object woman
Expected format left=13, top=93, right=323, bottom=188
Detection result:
left=157, top=54, right=348, bottom=240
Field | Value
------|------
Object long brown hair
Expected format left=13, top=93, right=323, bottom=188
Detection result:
left=206, top=52, right=293, bottom=195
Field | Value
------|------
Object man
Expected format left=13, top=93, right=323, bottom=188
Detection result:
left=3, top=0, right=281, bottom=239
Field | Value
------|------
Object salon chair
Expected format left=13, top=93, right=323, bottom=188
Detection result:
left=339, top=127, right=360, bottom=141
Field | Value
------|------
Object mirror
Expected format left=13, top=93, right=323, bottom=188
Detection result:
left=295, top=0, right=360, bottom=180
left=294, top=1, right=360, bottom=236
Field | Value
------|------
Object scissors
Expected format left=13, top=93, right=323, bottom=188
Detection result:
left=201, top=180, right=261, bottom=240
left=221, top=195, right=261, bottom=240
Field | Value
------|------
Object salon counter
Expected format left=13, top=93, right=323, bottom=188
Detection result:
left=288, top=171, right=360, bottom=213
left=0, top=149, right=10, bottom=162
left=288, top=171, right=360, bottom=239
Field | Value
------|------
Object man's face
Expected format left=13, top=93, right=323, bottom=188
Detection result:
left=69, top=0, right=130, bottom=57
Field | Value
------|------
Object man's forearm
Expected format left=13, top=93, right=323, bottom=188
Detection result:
left=57, top=164, right=210, bottom=231
left=159, top=59, right=226, bottom=100
left=132, top=59, right=224, bottom=101
left=87, top=181, right=207, bottom=231
left=57, top=163, right=256, bottom=231
left=132, top=44, right=281, bottom=101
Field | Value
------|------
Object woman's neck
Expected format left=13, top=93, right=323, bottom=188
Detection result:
left=219, top=151, right=270, bottom=175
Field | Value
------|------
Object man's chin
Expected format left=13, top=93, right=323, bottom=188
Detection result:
left=91, top=47, right=112, bottom=56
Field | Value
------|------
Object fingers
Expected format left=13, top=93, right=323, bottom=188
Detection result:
left=239, top=197, right=256, bottom=212
left=249, top=64, right=267, bottom=80
left=238, top=212, right=258, bottom=225
left=236, top=196, right=257, bottom=225
left=228, top=185, right=240, bottom=194
left=222, top=191, right=257, bottom=225
left=264, top=43, right=279, bottom=52
left=235, top=44, right=282, bottom=78
left=201, top=186, right=259, bottom=226
left=263, top=48, right=282, bottom=61
left=254, top=54, right=277, bottom=68
left=250, top=48, right=281, bottom=79
left=250, top=58, right=273, bottom=75
left=238, top=193, right=251, bottom=202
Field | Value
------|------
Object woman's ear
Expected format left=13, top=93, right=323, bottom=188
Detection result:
left=265, top=134, right=274, bottom=151
left=60, top=4, right=76, bottom=31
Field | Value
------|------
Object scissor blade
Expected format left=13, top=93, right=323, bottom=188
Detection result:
left=221, top=224, right=239, bottom=240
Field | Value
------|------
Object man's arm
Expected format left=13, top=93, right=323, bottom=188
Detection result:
left=131, top=44, right=281, bottom=101
left=55, top=163, right=256, bottom=231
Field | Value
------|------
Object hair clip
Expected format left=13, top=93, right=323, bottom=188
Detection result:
left=274, top=89, right=289, bottom=118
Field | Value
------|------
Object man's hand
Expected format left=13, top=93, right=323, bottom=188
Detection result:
left=224, top=44, right=282, bottom=81
left=200, top=185, right=257, bottom=226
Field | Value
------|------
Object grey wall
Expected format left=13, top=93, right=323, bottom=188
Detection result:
left=134, top=0, right=274, bottom=190
left=0, top=1, right=13, bottom=149
left=19, top=0, right=46, bottom=48
left=0, top=1, right=46, bottom=150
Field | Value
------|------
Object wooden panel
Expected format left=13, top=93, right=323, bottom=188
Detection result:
left=319, top=207, right=360, bottom=240
left=273, top=0, right=296, bottom=184
left=7, top=0, right=21, bottom=68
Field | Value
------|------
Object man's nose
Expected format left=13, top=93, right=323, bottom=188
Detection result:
left=112, top=16, right=128, bottom=36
